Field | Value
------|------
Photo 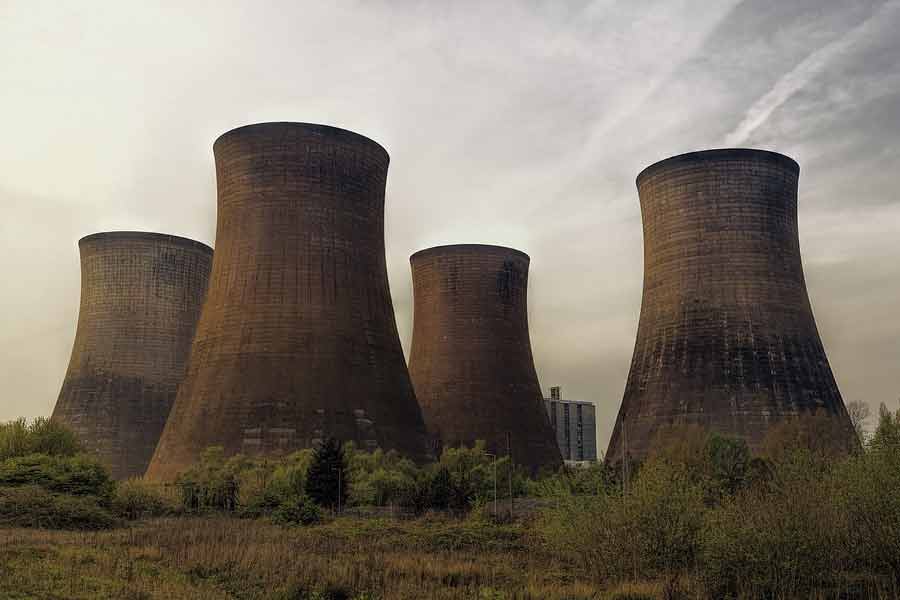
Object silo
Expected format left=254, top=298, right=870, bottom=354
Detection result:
left=52, top=232, right=212, bottom=479
left=607, top=149, right=856, bottom=463
left=408, top=244, right=562, bottom=473
left=146, top=122, right=430, bottom=480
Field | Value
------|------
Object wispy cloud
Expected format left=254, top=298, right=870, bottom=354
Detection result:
left=2, top=0, right=900, bottom=445
left=724, top=0, right=900, bottom=146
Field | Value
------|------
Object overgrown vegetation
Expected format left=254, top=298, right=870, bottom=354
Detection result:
left=539, top=405, right=900, bottom=599
left=0, top=417, right=117, bottom=529
left=170, top=438, right=529, bottom=519
left=2, top=407, right=899, bottom=598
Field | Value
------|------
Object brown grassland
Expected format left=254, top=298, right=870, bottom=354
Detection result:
left=0, top=514, right=610, bottom=600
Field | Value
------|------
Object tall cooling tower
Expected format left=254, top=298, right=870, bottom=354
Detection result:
left=146, top=122, right=430, bottom=480
left=408, top=244, right=562, bottom=473
left=52, top=232, right=212, bottom=479
left=607, top=149, right=855, bottom=463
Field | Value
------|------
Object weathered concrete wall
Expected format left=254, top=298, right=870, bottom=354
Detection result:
left=52, top=232, right=212, bottom=479
left=607, top=149, right=856, bottom=462
left=408, top=244, right=562, bottom=474
left=146, top=122, right=429, bottom=481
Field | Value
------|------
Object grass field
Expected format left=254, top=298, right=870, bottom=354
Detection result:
left=0, top=515, right=617, bottom=600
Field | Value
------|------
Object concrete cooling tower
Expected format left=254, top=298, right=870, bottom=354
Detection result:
left=52, top=232, right=212, bottom=479
left=146, top=122, right=430, bottom=480
left=607, top=149, right=856, bottom=463
left=408, top=244, right=562, bottom=473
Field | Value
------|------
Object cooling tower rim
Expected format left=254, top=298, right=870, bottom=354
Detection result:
left=636, top=148, right=800, bottom=187
left=79, top=231, right=213, bottom=254
left=213, top=122, right=389, bottom=160
left=410, top=244, right=530, bottom=263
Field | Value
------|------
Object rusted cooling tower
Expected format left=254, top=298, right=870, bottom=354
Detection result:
left=145, top=122, right=430, bottom=481
left=52, top=232, right=212, bottom=479
left=408, top=245, right=562, bottom=473
left=607, top=149, right=856, bottom=463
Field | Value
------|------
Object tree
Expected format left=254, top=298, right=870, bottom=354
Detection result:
left=429, top=465, right=452, bottom=509
left=868, top=403, right=900, bottom=452
left=305, top=437, right=347, bottom=510
left=846, top=400, right=872, bottom=444
left=705, top=433, right=751, bottom=500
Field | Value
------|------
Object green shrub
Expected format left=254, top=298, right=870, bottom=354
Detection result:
left=699, top=451, right=849, bottom=598
left=539, top=457, right=704, bottom=591
left=0, top=484, right=116, bottom=529
left=347, top=447, right=419, bottom=508
left=176, top=447, right=240, bottom=511
left=239, top=485, right=285, bottom=519
left=527, top=462, right=615, bottom=497
left=0, top=453, right=114, bottom=500
left=112, top=478, right=178, bottom=520
left=272, top=494, right=321, bottom=526
left=0, top=417, right=81, bottom=461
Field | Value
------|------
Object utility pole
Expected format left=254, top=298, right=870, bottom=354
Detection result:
left=621, top=411, right=628, bottom=496
left=334, top=467, right=342, bottom=515
left=485, top=453, right=498, bottom=517
left=506, top=431, right=513, bottom=516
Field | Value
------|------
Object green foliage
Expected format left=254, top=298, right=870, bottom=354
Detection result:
left=0, top=452, right=114, bottom=500
left=0, top=417, right=81, bottom=461
left=272, top=494, right=322, bottom=526
left=868, top=403, right=900, bottom=452
left=238, top=450, right=315, bottom=517
left=838, top=407, right=900, bottom=580
left=176, top=447, right=242, bottom=511
left=428, top=465, right=453, bottom=510
left=704, top=433, right=751, bottom=499
left=435, top=441, right=527, bottom=512
left=527, top=462, right=615, bottom=497
left=761, top=410, right=858, bottom=461
left=0, top=484, right=116, bottom=529
left=306, top=438, right=348, bottom=509
left=700, top=451, right=848, bottom=598
left=477, top=587, right=508, bottom=599
left=0, top=419, right=115, bottom=530
left=539, top=456, right=705, bottom=589
left=112, top=478, right=178, bottom=520
left=347, top=447, right=418, bottom=508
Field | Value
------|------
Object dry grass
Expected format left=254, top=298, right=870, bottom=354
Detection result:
left=0, top=515, right=604, bottom=600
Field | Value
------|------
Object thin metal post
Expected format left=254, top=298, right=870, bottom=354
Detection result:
left=507, top=431, right=514, bottom=516
left=622, top=412, right=628, bottom=496
left=485, top=452, right=497, bottom=517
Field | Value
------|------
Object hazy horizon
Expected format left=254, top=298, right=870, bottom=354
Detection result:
left=3, top=0, right=899, bottom=453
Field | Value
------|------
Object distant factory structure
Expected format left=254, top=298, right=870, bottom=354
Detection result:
left=543, top=387, right=598, bottom=464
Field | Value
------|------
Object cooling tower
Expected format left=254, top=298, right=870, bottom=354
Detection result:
left=607, top=149, right=856, bottom=463
left=145, top=122, right=430, bottom=481
left=52, top=232, right=212, bottom=479
left=408, top=244, right=562, bottom=473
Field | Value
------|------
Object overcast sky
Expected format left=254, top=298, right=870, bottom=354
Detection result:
left=2, top=0, right=899, bottom=450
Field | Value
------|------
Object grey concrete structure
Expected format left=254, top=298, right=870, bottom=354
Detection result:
left=607, top=149, right=856, bottom=463
left=408, top=244, right=562, bottom=474
left=52, top=232, right=212, bottom=479
left=146, top=122, right=430, bottom=481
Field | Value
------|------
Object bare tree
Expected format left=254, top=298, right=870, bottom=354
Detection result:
left=847, top=400, right=872, bottom=444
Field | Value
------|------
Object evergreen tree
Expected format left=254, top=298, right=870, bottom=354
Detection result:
left=429, top=465, right=452, bottom=509
left=305, top=437, right=347, bottom=509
